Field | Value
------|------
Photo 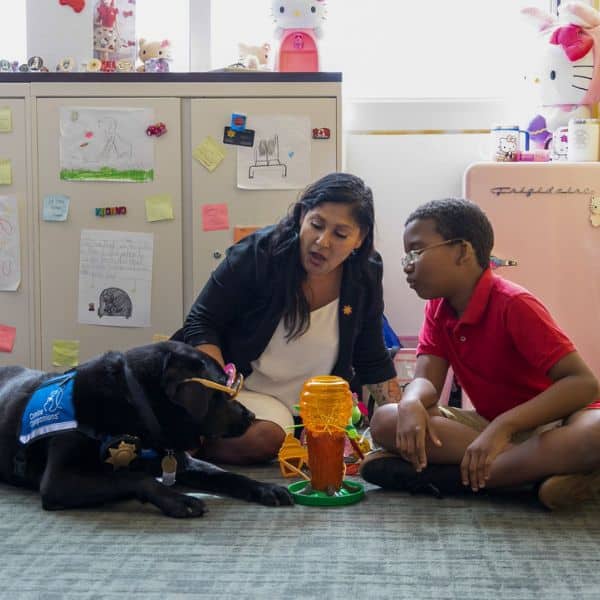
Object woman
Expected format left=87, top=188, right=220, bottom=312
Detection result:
left=175, top=172, right=400, bottom=464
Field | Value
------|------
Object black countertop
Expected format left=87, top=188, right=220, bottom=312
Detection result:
left=0, top=71, right=342, bottom=84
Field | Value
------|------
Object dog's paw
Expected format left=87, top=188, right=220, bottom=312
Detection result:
left=249, top=483, right=295, bottom=507
left=158, top=493, right=207, bottom=518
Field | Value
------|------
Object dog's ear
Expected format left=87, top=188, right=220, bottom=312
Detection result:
left=160, top=348, right=216, bottom=423
left=170, top=382, right=212, bottom=423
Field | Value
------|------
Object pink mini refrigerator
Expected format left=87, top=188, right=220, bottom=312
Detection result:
left=464, top=162, right=600, bottom=380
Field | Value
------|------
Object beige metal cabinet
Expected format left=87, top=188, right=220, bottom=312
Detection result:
left=35, top=96, right=183, bottom=370
left=0, top=88, right=34, bottom=367
left=188, top=96, right=338, bottom=308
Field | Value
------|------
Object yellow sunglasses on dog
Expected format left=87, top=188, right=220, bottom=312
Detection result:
left=181, top=364, right=244, bottom=399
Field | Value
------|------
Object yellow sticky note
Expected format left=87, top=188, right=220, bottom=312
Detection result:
left=192, top=137, right=226, bottom=172
left=52, top=339, right=80, bottom=367
left=145, top=194, right=174, bottom=222
left=0, top=160, right=12, bottom=185
left=152, top=334, right=171, bottom=343
left=0, top=108, right=11, bottom=133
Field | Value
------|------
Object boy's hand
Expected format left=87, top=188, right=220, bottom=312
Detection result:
left=460, top=424, right=512, bottom=491
left=396, top=399, right=442, bottom=472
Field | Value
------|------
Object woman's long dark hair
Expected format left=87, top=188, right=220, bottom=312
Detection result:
left=269, top=172, right=376, bottom=341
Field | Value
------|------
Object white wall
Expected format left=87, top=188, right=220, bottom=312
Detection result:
left=344, top=99, right=515, bottom=339
left=26, top=0, right=93, bottom=72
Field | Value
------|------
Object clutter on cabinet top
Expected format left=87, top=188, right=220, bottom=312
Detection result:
left=521, top=1, right=600, bottom=149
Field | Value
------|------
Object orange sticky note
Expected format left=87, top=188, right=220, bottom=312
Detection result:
left=233, top=226, right=259, bottom=243
left=0, top=324, right=16, bottom=352
left=202, top=203, right=229, bottom=231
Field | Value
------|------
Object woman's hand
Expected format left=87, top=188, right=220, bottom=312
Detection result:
left=460, top=423, right=513, bottom=491
left=396, top=398, right=442, bottom=472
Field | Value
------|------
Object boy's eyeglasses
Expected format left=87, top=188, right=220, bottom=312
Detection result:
left=401, top=239, right=464, bottom=268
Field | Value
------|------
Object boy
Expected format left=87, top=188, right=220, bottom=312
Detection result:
left=361, top=199, right=600, bottom=509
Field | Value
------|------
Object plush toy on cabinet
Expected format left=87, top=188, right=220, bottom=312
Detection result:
left=137, top=39, right=172, bottom=73
left=522, top=1, right=600, bottom=149
left=237, top=42, right=272, bottom=70
left=271, top=1, right=328, bottom=72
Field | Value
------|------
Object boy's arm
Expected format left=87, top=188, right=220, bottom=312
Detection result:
left=491, top=351, right=599, bottom=435
left=395, top=354, right=448, bottom=471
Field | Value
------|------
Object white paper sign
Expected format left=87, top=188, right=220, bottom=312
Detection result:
left=237, top=115, right=311, bottom=190
left=0, top=195, right=21, bottom=291
left=60, top=107, right=155, bottom=182
left=78, top=229, right=154, bottom=327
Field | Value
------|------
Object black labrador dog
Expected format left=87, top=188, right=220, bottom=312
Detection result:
left=0, top=341, right=293, bottom=517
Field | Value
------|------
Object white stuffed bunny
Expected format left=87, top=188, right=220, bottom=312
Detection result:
left=271, top=1, right=328, bottom=71
left=522, top=1, right=600, bottom=148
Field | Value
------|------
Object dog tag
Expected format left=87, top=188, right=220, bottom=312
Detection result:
left=161, top=454, right=177, bottom=487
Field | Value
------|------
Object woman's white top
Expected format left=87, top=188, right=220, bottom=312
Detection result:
left=244, top=298, right=340, bottom=413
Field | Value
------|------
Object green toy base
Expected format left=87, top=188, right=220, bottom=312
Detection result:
left=288, top=479, right=365, bottom=506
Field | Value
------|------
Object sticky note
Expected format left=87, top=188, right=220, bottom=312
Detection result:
left=202, top=203, right=229, bottom=231
left=192, top=137, right=226, bottom=172
left=42, top=194, right=70, bottom=221
left=233, top=226, right=259, bottom=243
left=0, top=324, right=16, bottom=353
left=0, top=160, right=12, bottom=185
left=52, top=339, right=80, bottom=367
left=0, top=108, right=12, bottom=133
left=145, top=194, right=174, bottom=222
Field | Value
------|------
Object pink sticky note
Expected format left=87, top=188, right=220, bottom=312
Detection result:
left=202, top=203, right=229, bottom=231
left=0, top=324, right=16, bottom=353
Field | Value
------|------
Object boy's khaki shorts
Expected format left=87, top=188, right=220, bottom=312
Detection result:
left=437, top=406, right=562, bottom=443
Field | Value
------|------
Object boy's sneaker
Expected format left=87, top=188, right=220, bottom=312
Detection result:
left=359, top=450, right=475, bottom=498
left=537, top=471, right=600, bottom=510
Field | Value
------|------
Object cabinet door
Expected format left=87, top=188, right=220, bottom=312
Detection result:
left=36, top=97, right=183, bottom=370
left=0, top=98, right=32, bottom=367
left=464, top=162, right=600, bottom=380
left=188, top=97, right=338, bottom=308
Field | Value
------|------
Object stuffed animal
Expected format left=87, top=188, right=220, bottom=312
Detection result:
left=237, top=42, right=271, bottom=70
left=137, top=38, right=172, bottom=73
left=522, top=1, right=600, bottom=149
left=271, top=1, right=328, bottom=72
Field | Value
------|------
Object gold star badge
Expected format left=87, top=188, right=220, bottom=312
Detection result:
left=343, top=305, right=353, bottom=316
left=105, top=441, right=138, bottom=470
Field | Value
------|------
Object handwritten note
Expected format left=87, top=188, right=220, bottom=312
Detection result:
left=193, top=137, right=226, bottom=172
left=0, top=108, right=12, bottom=133
left=52, top=339, right=80, bottom=367
left=0, top=195, right=20, bottom=291
left=0, top=324, right=16, bottom=353
left=202, top=203, right=229, bottom=231
left=145, top=194, right=174, bottom=222
left=42, top=194, right=71, bottom=221
left=78, top=229, right=154, bottom=328
left=0, top=160, right=12, bottom=185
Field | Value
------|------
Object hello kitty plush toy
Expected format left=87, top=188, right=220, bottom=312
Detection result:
left=522, top=1, right=600, bottom=149
left=271, top=1, right=328, bottom=72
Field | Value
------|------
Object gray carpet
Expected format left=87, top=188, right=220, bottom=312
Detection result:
left=1, top=464, right=599, bottom=600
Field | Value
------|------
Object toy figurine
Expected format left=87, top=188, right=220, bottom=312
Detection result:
left=94, top=0, right=120, bottom=72
left=137, top=39, right=172, bottom=73
left=271, top=1, right=328, bottom=72
left=522, top=1, right=600, bottom=149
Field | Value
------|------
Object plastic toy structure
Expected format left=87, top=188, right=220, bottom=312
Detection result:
left=271, top=1, right=328, bottom=72
left=286, top=376, right=365, bottom=506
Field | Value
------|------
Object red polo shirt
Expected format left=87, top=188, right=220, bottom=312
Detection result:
left=417, top=269, right=578, bottom=421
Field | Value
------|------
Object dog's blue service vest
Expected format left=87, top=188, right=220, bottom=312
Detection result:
left=19, top=373, right=78, bottom=445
